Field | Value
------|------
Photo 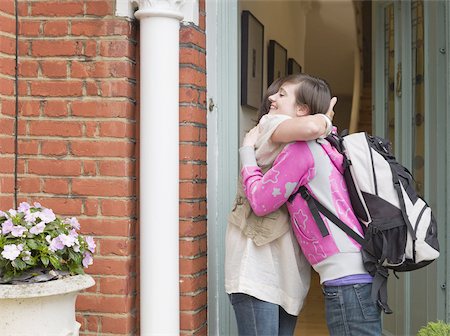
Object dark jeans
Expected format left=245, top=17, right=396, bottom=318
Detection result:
left=323, top=283, right=382, bottom=336
left=229, top=293, right=297, bottom=336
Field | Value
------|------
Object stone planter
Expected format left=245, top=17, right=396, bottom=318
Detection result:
left=0, top=274, right=95, bottom=336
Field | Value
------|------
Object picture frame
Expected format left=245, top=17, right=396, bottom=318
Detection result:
left=268, top=40, right=287, bottom=86
left=241, top=10, right=264, bottom=110
left=288, top=58, right=302, bottom=75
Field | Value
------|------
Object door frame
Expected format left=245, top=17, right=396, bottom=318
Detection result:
left=206, top=0, right=239, bottom=334
left=372, top=0, right=448, bottom=334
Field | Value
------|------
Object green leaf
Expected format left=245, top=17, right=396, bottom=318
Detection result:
left=26, top=239, right=39, bottom=250
left=12, top=258, right=27, bottom=270
left=40, top=255, right=49, bottom=267
left=49, top=255, right=61, bottom=269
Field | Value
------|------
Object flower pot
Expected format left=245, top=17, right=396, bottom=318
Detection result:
left=0, top=274, right=94, bottom=336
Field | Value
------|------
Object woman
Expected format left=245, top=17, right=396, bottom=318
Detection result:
left=225, top=74, right=336, bottom=335
left=238, top=77, right=382, bottom=335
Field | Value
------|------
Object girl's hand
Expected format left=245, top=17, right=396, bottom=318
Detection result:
left=326, top=97, right=338, bottom=121
left=242, top=126, right=259, bottom=148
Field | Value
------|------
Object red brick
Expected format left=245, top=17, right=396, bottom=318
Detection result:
left=179, top=105, right=207, bottom=124
left=18, top=140, right=39, bottom=155
left=19, top=60, right=39, bottom=77
left=41, top=60, right=67, bottom=78
left=98, top=160, right=135, bottom=177
left=179, top=238, right=207, bottom=257
left=0, top=15, right=16, bottom=34
left=180, top=67, right=206, bottom=87
left=28, top=159, right=81, bottom=176
left=30, top=80, right=82, bottom=97
left=179, top=201, right=207, bottom=218
left=0, top=0, right=15, bottom=15
left=82, top=160, right=97, bottom=176
left=43, top=100, right=68, bottom=117
left=72, top=179, right=134, bottom=197
left=99, top=276, right=133, bottom=295
left=99, top=238, right=134, bottom=256
left=180, top=47, right=206, bottom=70
left=180, top=27, right=206, bottom=49
left=43, top=21, right=69, bottom=36
left=180, top=273, right=207, bottom=293
left=71, top=140, right=134, bottom=157
left=85, top=0, right=114, bottom=16
left=29, top=120, right=82, bottom=137
left=19, top=100, right=40, bottom=117
left=31, top=1, right=84, bottom=16
left=101, top=199, right=135, bottom=217
left=32, top=40, right=81, bottom=57
left=41, top=140, right=68, bottom=156
left=84, top=199, right=99, bottom=216
left=42, top=179, right=69, bottom=194
left=101, top=315, right=135, bottom=334
left=71, top=100, right=134, bottom=118
left=86, top=257, right=134, bottom=276
left=0, top=58, right=15, bottom=76
left=80, top=218, right=134, bottom=237
left=0, top=35, right=15, bottom=55
left=180, top=181, right=207, bottom=198
left=180, top=309, right=207, bottom=331
left=179, top=163, right=207, bottom=180
left=180, top=290, right=207, bottom=311
left=77, top=294, right=134, bottom=314
left=179, top=256, right=207, bottom=276
left=19, top=20, right=41, bottom=37
left=180, top=144, right=207, bottom=161
left=179, top=220, right=207, bottom=238
left=31, top=197, right=83, bottom=216
left=99, top=40, right=135, bottom=58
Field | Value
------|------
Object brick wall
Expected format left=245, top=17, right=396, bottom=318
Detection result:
left=1, top=0, right=208, bottom=334
left=0, top=0, right=16, bottom=207
left=179, top=0, right=208, bottom=334
left=0, top=1, right=138, bottom=334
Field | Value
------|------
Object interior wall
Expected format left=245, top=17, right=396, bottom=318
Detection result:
left=238, top=0, right=308, bottom=140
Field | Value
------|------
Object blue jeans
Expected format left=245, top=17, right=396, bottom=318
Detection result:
left=323, top=283, right=382, bottom=336
left=229, top=293, right=297, bottom=336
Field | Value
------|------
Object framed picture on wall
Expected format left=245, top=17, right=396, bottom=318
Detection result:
left=241, top=10, right=264, bottom=110
left=288, top=58, right=302, bottom=74
left=268, top=40, right=287, bottom=86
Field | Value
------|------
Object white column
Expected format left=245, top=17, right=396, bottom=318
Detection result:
left=132, top=1, right=184, bottom=334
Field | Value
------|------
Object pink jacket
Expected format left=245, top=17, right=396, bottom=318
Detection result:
left=240, top=139, right=368, bottom=283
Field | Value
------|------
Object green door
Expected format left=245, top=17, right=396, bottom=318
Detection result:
left=372, top=1, right=449, bottom=335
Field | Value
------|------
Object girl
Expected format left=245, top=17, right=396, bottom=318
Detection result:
left=226, top=74, right=336, bottom=336
left=239, top=78, right=382, bottom=335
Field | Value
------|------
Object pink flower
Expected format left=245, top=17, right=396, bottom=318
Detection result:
left=30, top=222, right=46, bottom=235
left=82, top=252, right=93, bottom=268
left=85, top=236, right=96, bottom=253
left=18, top=202, right=31, bottom=213
left=2, top=219, right=14, bottom=234
left=64, top=217, right=80, bottom=230
left=1, top=244, right=23, bottom=261
left=11, top=225, right=27, bottom=237
left=49, top=237, right=64, bottom=252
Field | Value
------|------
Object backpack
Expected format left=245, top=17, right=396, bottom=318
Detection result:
left=297, top=131, right=440, bottom=314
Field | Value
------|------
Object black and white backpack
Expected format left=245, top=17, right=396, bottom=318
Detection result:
left=298, top=131, right=440, bottom=314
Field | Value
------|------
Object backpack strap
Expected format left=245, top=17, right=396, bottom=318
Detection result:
left=372, top=266, right=393, bottom=314
left=298, top=186, right=365, bottom=246
left=298, top=186, right=394, bottom=314
left=391, top=170, right=418, bottom=241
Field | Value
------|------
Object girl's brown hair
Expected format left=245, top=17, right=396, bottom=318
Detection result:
left=257, top=73, right=331, bottom=121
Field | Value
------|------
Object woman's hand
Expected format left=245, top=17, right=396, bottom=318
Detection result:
left=326, top=97, right=338, bottom=121
left=242, top=126, right=259, bottom=148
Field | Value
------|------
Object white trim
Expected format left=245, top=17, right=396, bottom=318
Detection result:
left=206, top=0, right=239, bottom=334
left=133, top=1, right=185, bottom=334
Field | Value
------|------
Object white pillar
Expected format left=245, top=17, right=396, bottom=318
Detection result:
left=132, top=1, right=184, bottom=334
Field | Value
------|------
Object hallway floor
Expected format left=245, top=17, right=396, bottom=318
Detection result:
left=295, top=271, right=329, bottom=336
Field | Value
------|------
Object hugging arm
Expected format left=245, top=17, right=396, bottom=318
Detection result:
left=239, top=143, right=313, bottom=216
left=271, top=97, right=337, bottom=143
